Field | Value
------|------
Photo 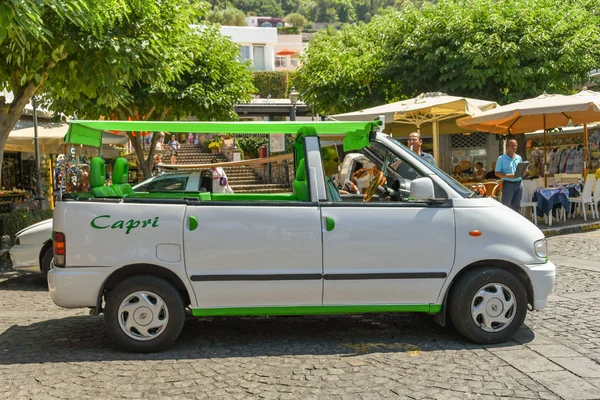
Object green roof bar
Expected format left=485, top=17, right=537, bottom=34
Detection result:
left=64, top=120, right=382, bottom=150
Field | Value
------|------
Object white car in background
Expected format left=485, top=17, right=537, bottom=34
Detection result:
left=10, top=171, right=202, bottom=279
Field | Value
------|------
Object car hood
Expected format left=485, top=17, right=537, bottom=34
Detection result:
left=15, top=218, right=53, bottom=238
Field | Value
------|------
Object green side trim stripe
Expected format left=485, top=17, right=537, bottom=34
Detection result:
left=192, top=304, right=442, bottom=317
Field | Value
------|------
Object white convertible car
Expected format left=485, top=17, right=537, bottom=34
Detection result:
left=10, top=171, right=203, bottom=279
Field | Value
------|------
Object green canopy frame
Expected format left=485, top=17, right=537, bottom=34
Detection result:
left=64, top=120, right=381, bottom=151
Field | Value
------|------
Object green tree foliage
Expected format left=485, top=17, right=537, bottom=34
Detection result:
left=297, top=0, right=600, bottom=115
left=237, top=136, right=268, bottom=159
left=285, top=13, right=308, bottom=29
left=232, top=0, right=284, bottom=18
left=295, top=24, right=392, bottom=114
left=49, top=24, right=255, bottom=178
left=253, top=71, right=297, bottom=99
left=281, top=0, right=302, bottom=15
left=0, top=0, right=138, bottom=184
left=205, top=7, right=247, bottom=26
left=297, top=1, right=319, bottom=22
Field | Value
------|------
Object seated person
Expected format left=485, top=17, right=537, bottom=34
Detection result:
left=322, top=146, right=347, bottom=201
left=473, top=162, right=486, bottom=181
left=351, top=164, right=382, bottom=194
left=484, top=161, right=497, bottom=180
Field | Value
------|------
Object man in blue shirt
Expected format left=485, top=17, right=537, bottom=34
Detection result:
left=495, top=139, right=527, bottom=211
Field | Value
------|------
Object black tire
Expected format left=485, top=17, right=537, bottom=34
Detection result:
left=40, top=245, right=53, bottom=280
left=448, top=267, right=527, bottom=344
left=104, top=275, right=185, bottom=353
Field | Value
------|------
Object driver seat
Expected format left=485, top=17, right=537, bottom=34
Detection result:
left=293, top=159, right=309, bottom=201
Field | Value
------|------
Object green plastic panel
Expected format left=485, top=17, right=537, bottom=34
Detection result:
left=65, top=120, right=380, bottom=148
left=192, top=304, right=442, bottom=317
left=211, top=193, right=298, bottom=202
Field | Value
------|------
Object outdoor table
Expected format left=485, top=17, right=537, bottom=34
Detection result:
left=532, top=187, right=570, bottom=226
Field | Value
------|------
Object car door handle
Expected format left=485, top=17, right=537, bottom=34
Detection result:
left=188, top=216, right=198, bottom=231
left=325, top=216, right=335, bottom=232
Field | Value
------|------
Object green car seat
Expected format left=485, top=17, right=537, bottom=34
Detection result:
left=111, top=157, right=135, bottom=197
left=90, top=157, right=118, bottom=197
left=292, top=158, right=309, bottom=201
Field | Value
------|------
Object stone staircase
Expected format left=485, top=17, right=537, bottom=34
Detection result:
left=176, top=143, right=290, bottom=194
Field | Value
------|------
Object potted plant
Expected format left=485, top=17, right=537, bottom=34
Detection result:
left=208, top=140, right=223, bottom=154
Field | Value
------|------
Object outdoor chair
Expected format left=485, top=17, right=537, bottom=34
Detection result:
left=520, top=180, right=538, bottom=225
left=592, top=179, right=600, bottom=220
left=534, top=177, right=544, bottom=188
left=568, top=176, right=596, bottom=221
left=483, top=181, right=499, bottom=198
left=556, top=173, right=581, bottom=185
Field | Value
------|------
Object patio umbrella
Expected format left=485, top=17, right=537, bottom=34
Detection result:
left=457, top=90, right=600, bottom=180
left=276, top=48, right=297, bottom=56
left=330, top=92, right=498, bottom=163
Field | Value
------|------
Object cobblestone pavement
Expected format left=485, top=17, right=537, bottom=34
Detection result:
left=1, top=232, right=600, bottom=400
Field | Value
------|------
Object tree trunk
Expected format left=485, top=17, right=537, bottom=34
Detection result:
left=0, top=81, right=40, bottom=187
left=119, top=106, right=172, bottom=179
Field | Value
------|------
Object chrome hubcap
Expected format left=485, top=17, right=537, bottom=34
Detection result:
left=471, top=283, right=516, bottom=333
left=118, top=291, right=169, bottom=341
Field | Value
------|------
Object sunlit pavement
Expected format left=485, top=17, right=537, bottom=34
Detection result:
left=1, top=231, right=599, bottom=399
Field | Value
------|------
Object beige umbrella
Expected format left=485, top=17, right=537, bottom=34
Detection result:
left=457, top=90, right=600, bottom=179
left=331, top=92, right=498, bottom=163
left=7, top=122, right=128, bottom=153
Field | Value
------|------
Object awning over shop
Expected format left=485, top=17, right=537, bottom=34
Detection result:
left=7, top=122, right=128, bottom=153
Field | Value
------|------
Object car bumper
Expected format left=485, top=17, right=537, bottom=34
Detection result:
left=9, top=244, right=41, bottom=273
left=48, top=267, right=113, bottom=309
left=524, top=261, right=556, bottom=310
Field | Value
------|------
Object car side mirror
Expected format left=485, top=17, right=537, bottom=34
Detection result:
left=410, top=177, right=435, bottom=201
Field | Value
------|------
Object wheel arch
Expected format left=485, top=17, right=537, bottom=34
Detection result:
left=38, top=240, right=53, bottom=273
left=434, top=259, right=533, bottom=327
left=94, top=264, right=192, bottom=315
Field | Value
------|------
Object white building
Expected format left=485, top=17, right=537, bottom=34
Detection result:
left=274, top=34, right=304, bottom=71
left=220, top=26, right=278, bottom=71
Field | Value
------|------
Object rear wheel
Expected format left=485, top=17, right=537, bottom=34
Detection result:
left=448, top=267, right=527, bottom=344
left=104, top=275, right=185, bottom=353
left=40, top=246, right=53, bottom=280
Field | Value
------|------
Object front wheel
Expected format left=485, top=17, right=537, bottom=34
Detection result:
left=448, top=267, right=527, bottom=344
left=104, top=275, right=185, bottom=353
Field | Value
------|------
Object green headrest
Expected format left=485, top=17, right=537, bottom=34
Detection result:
left=296, top=159, right=306, bottom=181
left=89, top=157, right=106, bottom=188
left=112, top=157, right=129, bottom=185
left=293, top=159, right=309, bottom=202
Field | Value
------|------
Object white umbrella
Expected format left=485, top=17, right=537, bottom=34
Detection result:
left=331, top=92, right=498, bottom=162
left=457, top=90, right=600, bottom=179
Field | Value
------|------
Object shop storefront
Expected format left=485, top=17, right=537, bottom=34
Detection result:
left=524, top=124, right=600, bottom=177
left=402, top=132, right=500, bottom=180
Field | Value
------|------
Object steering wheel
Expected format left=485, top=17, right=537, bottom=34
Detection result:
left=363, top=171, right=387, bottom=202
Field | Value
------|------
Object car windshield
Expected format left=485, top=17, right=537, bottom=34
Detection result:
left=385, top=136, right=473, bottom=198
left=134, top=174, right=190, bottom=192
